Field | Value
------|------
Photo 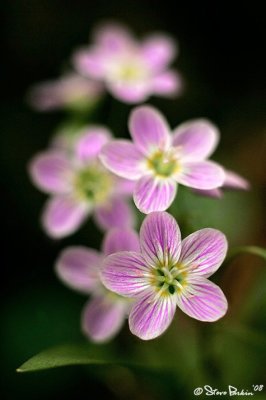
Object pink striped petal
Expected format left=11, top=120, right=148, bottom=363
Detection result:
left=75, top=127, right=111, bottom=164
left=134, top=175, right=177, bottom=213
left=100, top=140, right=145, bottom=180
left=176, top=161, right=225, bottom=190
left=151, top=70, right=183, bottom=96
left=102, top=228, right=140, bottom=256
left=101, top=252, right=150, bottom=297
left=141, top=34, right=177, bottom=71
left=94, top=197, right=134, bottom=231
left=29, top=152, right=73, bottom=194
left=81, top=296, right=127, bottom=342
left=107, top=81, right=150, bottom=103
left=73, top=48, right=106, bottom=79
left=42, top=195, right=89, bottom=238
left=172, top=120, right=219, bottom=161
left=224, top=170, right=250, bottom=190
left=129, top=289, right=177, bottom=340
left=140, top=211, right=181, bottom=268
left=177, top=278, right=228, bottom=322
left=55, top=247, right=101, bottom=294
left=180, top=228, right=228, bottom=277
left=129, top=106, right=171, bottom=156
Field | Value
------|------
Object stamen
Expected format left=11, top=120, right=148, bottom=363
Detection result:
left=147, top=150, right=179, bottom=178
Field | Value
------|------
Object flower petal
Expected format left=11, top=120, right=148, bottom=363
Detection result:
left=29, top=151, right=73, bottom=194
left=115, top=177, right=135, bottom=196
left=140, top=211, right=181, bottom=268
left=55, top=247, right=101, bottom=294
left=81, top=296, right=127, bottom=343
left=193, top=188, right=223, bottom=198
left=224, top=169, right=250, bottom=190
left=151, top=70, right=183, bottom=96
left=93, top=23, right=134, bottom=52
left=177, top=278, right=228, bottom=322
left=75, top=127, right=111, bottom=164
left=180, top=228, right=228, bottom=277
left=102, top=228, right=140, bottom=256
left=101, top=252, right=150, bottom=297
left=42, top=195, right=89, bottom=238
left=129, top=289, right=176, bottom=340
left=172, top=119, right=220, bottom=161
left=141, top=34, right=177, bottom=71
left=100, top=140, right=145, bottom=180
left=28, top=74, right=103, bottom=111
left=94, top=197, right=134, bottom=231
left=134, top=175, right=177, bottom=213
left=176, top=161, right=225, bottom=190
left=73, top=48, right=106, bottom=79
left=107, top=81, right=150, bottom=104
left=129, top=106, right=171, bottom=155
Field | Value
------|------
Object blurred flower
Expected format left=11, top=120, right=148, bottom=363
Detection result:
left=56, top=228, right=140, bottom=342
left=28, top=73, right=103, bottom=112
left=100, top=105, right=225, bottom=213
left=193, top=169, right=250, bottom=198
left=101, top=211, right=228, bottom=340
left=29, top=127, right=134, bottom=238
left=73, top=22, right=182, bottom=103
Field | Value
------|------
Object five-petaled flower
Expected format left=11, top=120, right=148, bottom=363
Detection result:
left=28, top=73, right=103, bottom=112
left=29, top=127, right=134, bottom=238
left=56, top=228, right=140, bottom=342
left=73, top=22, right=182, bottom=103
left=100, top=105, right=225, bottom=213
left=101, top=211, right=228, bottom=340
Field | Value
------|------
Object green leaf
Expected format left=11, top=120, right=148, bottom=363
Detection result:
left=16, top=343, right=166, bottom=373
left=227, top=246, right=266, bottom=263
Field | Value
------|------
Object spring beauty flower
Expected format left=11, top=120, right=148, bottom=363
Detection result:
left=29, top=127, right=134, bottom=238
left=56, top=228, right=140, bottom=342
left=73, top=23, right=182, bottom=103
left=194, top=169, right=250, bottom=198
left=100, top=106, right=225, bottom=213
left=101, top=211, right=228, bottom=340
left=28, top=73, right=103, bottom=112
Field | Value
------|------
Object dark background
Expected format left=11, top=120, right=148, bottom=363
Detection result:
left=1, top=1, right=266, bottom=399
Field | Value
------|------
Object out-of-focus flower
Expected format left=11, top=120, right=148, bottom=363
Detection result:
left=56, top=228, right=140, bottom=342
left=101, top=212, right=228, bottom=340
left=100, top=105, right=225, bottom=213
left=29, top=127, right=134, bottom=238
left=73, top=23, right=182, bottom=103
left=28, top=73, right=103, bottom=112
left=193, top=169, right=250, bottom=198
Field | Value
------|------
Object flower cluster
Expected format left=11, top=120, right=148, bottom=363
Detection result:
left=28, top=22, right=250, bottom=342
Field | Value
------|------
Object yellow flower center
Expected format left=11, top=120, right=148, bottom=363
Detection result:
left=150, top=262, right=187, bottom=296
left=147, top=150, right=180, bottom=177
left=74, top=164, right=113, bottom=204
left=108, top=55, right=148, bottom=83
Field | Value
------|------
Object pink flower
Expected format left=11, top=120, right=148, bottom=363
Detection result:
left=101, top=212, right=228, bottom=340
left=56, top=228, right=140, bottom=342
left=73, top=23, right=182, bottom=103
left=100, top=105, right=225, bottom=213
left=28, top=73, right=103, bottom=111
left=29, top=127, right=134, bottom=238
left=193, top=169, right=250, bottom=198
